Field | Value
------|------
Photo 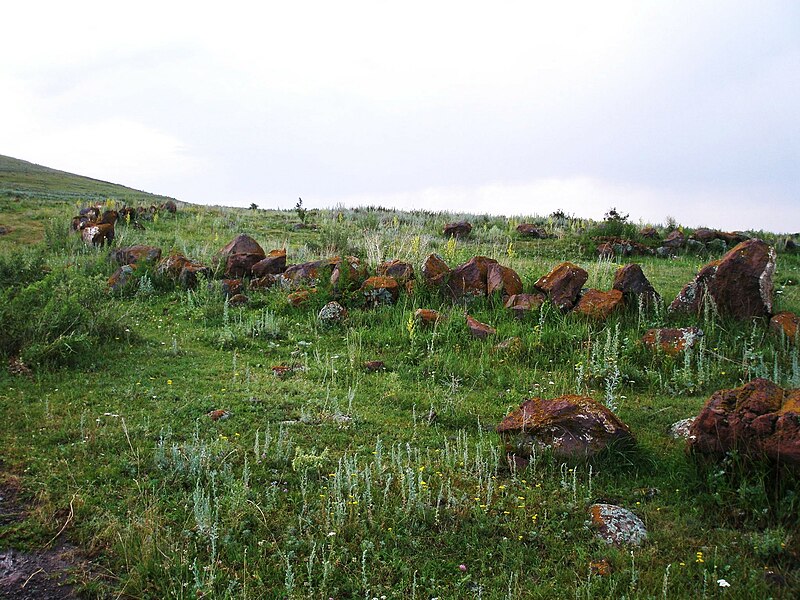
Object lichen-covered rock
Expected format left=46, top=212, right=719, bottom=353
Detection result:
left=317, top=301, right=348, bottom=324
left=288, top=289, right=314, bottom=307
left=111, top=245, right=162, bottom=266
left=465, top=314, right=496, bottom=339
left=612, top=264, right=660, bottom=307
left=215, top=234, right=266, bottom=278
left=443, top=221, right=472, bottom=238
left=250, top=275, right=278, bottom=291
left=496, top=395, right=634, bottom=461
left=108, top=265, right=136, bottom=292
left=770, top=311, right=799, bottom=343
left=534, top=262, right=588, bottom=311
left=573, top=289, right=624, bottom=320
left=422, top=254, right=451, bottom=287
left=663, top=229, right=685, bottom=249
left=688, top=378, right=800, bottom=468
left=516, top=223, right=548, bottom=238
left=447, top=256, right=497, bottom=299
left=691, top=228, right=720, bottom=244
left=486, top=263, right=523, bottom=298
left=504, top=293, right=546, bottom=319
left=252, top=249, right=287, bottom=276
left=282, top=258, right=338, bottom=287
left=360, top=276, right=400, bottom=306
left=156, top=253, right=210, bottom=289
left=589, top=504, right=647, bottom=546
left=414, top=308, right=445, bottom=327
left=669, top=418, right=696, bottom=440
left=377, top=259, right=415, bottom=285
left=669, top=239, right=775, bottom=319
left=641, top=327, right=703, bottom=356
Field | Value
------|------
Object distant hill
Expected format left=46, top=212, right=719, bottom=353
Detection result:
left=0, top=154, right=177, bottom=205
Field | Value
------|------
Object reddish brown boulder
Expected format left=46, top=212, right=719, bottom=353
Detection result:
left=596, top=242, right=615, bottom=259
left=497, top=395, right=634, bottom=460
left=288, top=290, right=314, bottom=306
left=669, top=239, right=775, bottom=319
left=221, top=279, right=243, bottom=297
left=447, top=256, right=497, bottom=298
left=504, top=293, right=546, bottom=319
left=215, top=234, right=266, bottom=277
left=663, top=229, right=685, bottom=249
left=589, top=504, right=648, bottom=546
left=252, top=249, right=287, bottom=276
left=770, top=311, right=799, bottom=342
left=108, top=265, right=136, bottom=292
left=612, top=264, right=660, bottom=306
left=282, top=258, right=338, bottom=287
left=331, top=256, right=368, bottom=293
left=639, top=226, right=658, bottom=238
left=718, top=231, right=750, bottom=246
left=414, top=308, right=444, bottom=327
left=360, top=276, right=400, bottom=306
left=690, top=228, right=720, bottom=244
left=574, top=289, right=624, bottom=320
left=111, top=245, right=162, bottom=266
left=534, top=262, right=588, bottom=311
left=178, top=263, right=212, bottom=290
left=516, top=223, right=547, bottom=238
left=250, top=275, right=278, bottom=291
left=688, top=378, right=800, bottom=468
left=444, top=221, right=472, bottom=238
left=228, top=293, right=248, bottom=307
left=422, top=254, right=451, bottom=287
left=156, top=253, right=209, bottom=289
left=377, top=259, right=415, bottom=285
left=641, top=327, right=703, bottom=356
left=487, top=262, right=523, bottom=298
left=465, top=314, right=496, bottom=339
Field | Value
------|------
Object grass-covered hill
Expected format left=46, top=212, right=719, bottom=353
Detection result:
left=1, top=158, right=799, bottom=598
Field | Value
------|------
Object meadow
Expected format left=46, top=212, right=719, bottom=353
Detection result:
left=1, top=160, right=799, bottom=598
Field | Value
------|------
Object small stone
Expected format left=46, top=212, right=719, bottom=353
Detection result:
left=589, top=504, right=648, bottom=546
left=669, top=418, right=696, bottom=440
left=318, top=301, right=348, bottom=324
left=208, top=409, right=230, bottom=421
left=589, top=559, right=612, bottom=577
left=364, top=360, right=385, bottom=372
left=415, top=308, right=445, bottom=327
left=465, top=314, right=496, bottom=339
left=642, top=327, right=703, bottom=356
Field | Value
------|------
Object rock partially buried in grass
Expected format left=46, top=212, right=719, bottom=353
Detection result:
left=360, top=276, right=400, bottom=306
left=612, top=264, right=660, bottom=307
left=422, top=253, right=451, bottom=287
left=573, top=289, right=623, bottom=320
left=516, top=223, right=548, bottom=238
left=288, top=289, right=314, bottom=307
left=486, top=262, right=523, bottom=299
left=363, top=360, right=385, bottom=372
left=414, top=308, right=445, bottom=327
left=688, top=378, right=800, bottom=469
left=447, top=256, right=497, bottom=299
left=251, top=249, right=287, bottom=277
left=207, top=409, right=230, bottom=421
left=110, top=245, right=162, bottom=266
left=589, top=504, right=647, bottom=546
left=377, top=259, right=414, bottom=285
left=465, top=314, right=496, bottom=339
left=443, top=221, right=472, bottom=238
left=641, top=327, right=703, bottom=356
left=497, top=395, right=634, bottom=461
left=504, top=293, right=546, bottom=319
left=317, top=301, right=348, bottom=325
left=108, top=265, right=136, bottom=293
left=770, top=311, right=799, bottom=343
left=534, top=262, right=588, bottom=312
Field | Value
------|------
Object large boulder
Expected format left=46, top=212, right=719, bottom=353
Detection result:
left=111, top=245, right=162, bottom=266
left=663, top=229, right=685, bottom=250
left=447, top=256, right=497, bottom=299
left=487, top=263, right=523, bottom=298
left=504, top=292, right=546, bottom=319
left=516, top=223, right=547, bottom=238
left=688, top=379, right=800, bottom=469
left=573, top=289, right=624, bottom=320
left=669, top=239, right=776, bottom=319
left=422, top=254, right=451, bottom=287
left=156, top=253, right=210, bottom=289
left=215, top=234, right=266, bottom=278
left=443, top=221, right=472, bottom=238
left=641, top=327, right=703, bottom=356
left=612, top=264, right=660, bottom=307
left=251, top=249, right=287, bottom=277
left=281, top=258, right=338, bottom=287
left=534, top=262, right=588, bottom=312
left=377, top=259, right=415, bottom=285
left=497, top=395, right=634, bottom=461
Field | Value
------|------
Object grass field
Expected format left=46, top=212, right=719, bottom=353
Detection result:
left=1, top=157, right=799, bottom=598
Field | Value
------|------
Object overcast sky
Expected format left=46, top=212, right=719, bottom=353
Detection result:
left=2, top=1, right=798, bottom=232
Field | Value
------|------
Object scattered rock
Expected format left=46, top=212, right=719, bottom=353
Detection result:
left=688, top=378, right=800, bottom=469
left=589, top=559, right=612, bottom=577
left=7, top=357, right=32, bottom=379
left=573, top=289, right=624, bottom=320
left=108, top=265, right=136, bottom=293
left=663, top=229, right=685, bottom=250
left=669, top=417, right=696, bottom=440
left=447, top=256, right=497, bottom=299
left=465, top=314, right=496, bottom=339
left=156, top=253, right=210, bottom=289
left=207, top=409, right=230, bottom=421
left=770, top=311, right=799, bottom=342
left=110, top=245, right=162, bottom=266
left=443, top=221, right=472, bottom=238
left=288, top=290, right=314, bottom=306
left=251, top=249, right=287, bottom=276
left=162, top=200, right=178, bottom=213
left=317, top=301, right=348, bottom=325
left=220, top=278, right=243, bottom=298
left=414, top=308, right=445, bottom=327
left=282, top=258, right=337, bottom=287
left=272, top=364, right=301, bottom=378
left=215, top=234, right=266, bottom=278
left=639, top=226, right=658, bottom=239
left=330, top=256, right=368, bottom=294
left=690, top=228, right=720, bottom=244
left=250, top=275, right=278, bottom=291
left=228, top=293, right=249, bottom=307
left=496, top=395, right=635, bottom=461
left=494, top=337, right=522, bottom=354
left=589, top=504, right=648, bottom=546
left=422, top=254, right=451, bottom=287
left=377, top=259, right=415, bottom=285
left=516, top=223, right=548, bottom=238
left=534, top=262, right=588, bottom=312
left=364, top=360, right=385, bottom=372
left=641, top=327, right=703, bottom=356
left=486, top=262, right=523, bottom=298
left=360, top=276, right=400, bottom=306
left=504, top=293, right=546, bottom=319
left=612, top=264, right=660, bottom=307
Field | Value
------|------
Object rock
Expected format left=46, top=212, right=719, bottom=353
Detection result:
left=596, top=242, right=615, bottom=259
left=252, top=249, right=287, bottom=276
left=691, top=228, right=720, bottom=244
left=685, top=239, right=705, bottom=254
left=364, top=360, right=385, bottom=372
left=156, top=253, right=211, bottom=289
left=497, top=395, right=635, bottom=461
left=534, top=262, right=588, bottom=311
left=688, top=378, right=800, bottom=469
left=486, top=263, right=523, bottom=298
left=282, top=258, right=337, bottom=287
left=163, top=200, right=178, bottom=213
left=706, top=238, right=727, bottom=254
left=504, top=293, right=546, bottom=319
left=641, top=327, right=703, bottom=356
left=663, top=229, right=685, bottom=250
left=220, top=279, right=243, bottom=298
left=639, top=226, right=658, bottom=238
left=589, top=504, right=648, bottom=546
left=589, top=559, right=612, bottom=577
left=718, top=231, right=750, bottom=246
left=444, top=221, right=472, bottom=238
left=669, top=418, right=696, bottom=440
left=178, top=263, right=211, bottom=290
left=573, top=289, right=624, bottom=320
left=377, top=259, right=415, bottom=285
left=215, top=234, right=266, bottom=278
left=594, top=237, right=653, bottom=257
left=414, top=308, right=445, bottom=327
left=0, top=225, right=11, bottom=235
left=516, top=223, right=547, bottom=238
left=250, top=275, right=278, bottom=291
left=655, top=246, right=672, bottom=258
left=228, top=293, right=249, bottom=307
left=331, top=256, right=368, bottom=294
left=465, top=314, right=496, bottom=339
left=110, top=245, right=162, bottom=266
left=360, top=276, right=400, bottom=306
left=288, top=290, right=314, bottom=306
left=207, top=409, right=230, bottom=421
left=108, top=265, right=136, bottom=292
left=422, top=254, right=451, bottom=287
left=770, top=311, right=799, bottom=342
left=669, top=239, right=776, bottom=319
left=447, top=256, right=497, bottom=299
left=317, top=301, right=348, bottom=324
left=612, top=264, right=660, bottom=307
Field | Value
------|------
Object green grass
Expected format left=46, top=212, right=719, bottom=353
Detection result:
left=1, top=161, right=799, bottom=598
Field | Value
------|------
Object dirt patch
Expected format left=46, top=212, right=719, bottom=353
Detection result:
left=0, top=477, right=26, bottom=526
left=0, top=545, right=82, bottom=599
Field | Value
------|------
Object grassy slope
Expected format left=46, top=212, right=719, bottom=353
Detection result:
left=1, top=158, right=799, bottom=599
